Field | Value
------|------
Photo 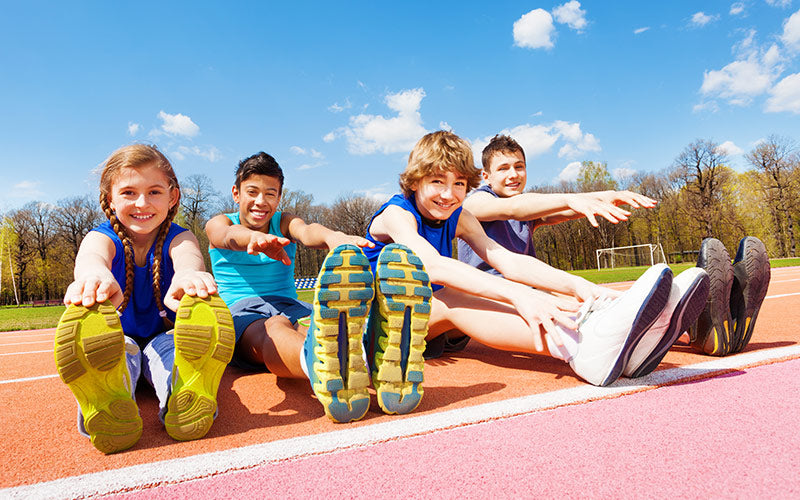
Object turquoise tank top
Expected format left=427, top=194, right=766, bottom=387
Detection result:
left=209, top=212, right=298, bottom=306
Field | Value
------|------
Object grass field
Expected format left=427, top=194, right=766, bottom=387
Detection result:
left=3, top=258, right=798, bottom=332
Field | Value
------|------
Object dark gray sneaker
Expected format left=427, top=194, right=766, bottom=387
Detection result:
left=691, top=238, right=734, bottom=356
left=729, top=236, right=771, bottom=353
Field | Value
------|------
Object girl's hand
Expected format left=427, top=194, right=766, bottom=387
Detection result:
left=164, top=271, right=218, bottom=311
left=64, top=274, right=122, bottom=308
left=247, top=232, right=292, bottom=265
left=572, top=278, right=621, bottom=303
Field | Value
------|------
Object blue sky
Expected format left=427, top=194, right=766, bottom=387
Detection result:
left=2, top=1, right=800, bottom=212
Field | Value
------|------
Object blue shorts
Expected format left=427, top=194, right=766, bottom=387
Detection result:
left=228, top=295, right=312, bottom=370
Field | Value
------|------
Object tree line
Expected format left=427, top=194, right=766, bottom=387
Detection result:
left=1, top=136, right=797, bottom=305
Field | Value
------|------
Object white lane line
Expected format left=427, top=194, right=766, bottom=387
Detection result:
left=4, top=343, right=800, bottom=500
left=0, top=374, right=58, bottom=385
left=0, top=340, right=53, bottom=347
left=0, top=350, right=51, bottom=356
left=765, top=292, right=800, bottom=299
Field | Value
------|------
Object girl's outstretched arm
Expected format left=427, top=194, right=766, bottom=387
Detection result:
left=164, top=231, right=217, bottom=311
left=64, top=231, right=123, bottom=308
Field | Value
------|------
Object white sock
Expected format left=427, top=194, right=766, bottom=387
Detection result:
left=299, top=345, right=309, bottom=378
left=546, top=326, right=580, bottom=362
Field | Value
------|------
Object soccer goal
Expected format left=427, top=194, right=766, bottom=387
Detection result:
left=595, top=243, right=667, bottom=270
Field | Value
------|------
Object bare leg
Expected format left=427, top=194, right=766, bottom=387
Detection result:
left=238, top=316, right=307, bottom=379
left=429, top=286, right=557, bottom=356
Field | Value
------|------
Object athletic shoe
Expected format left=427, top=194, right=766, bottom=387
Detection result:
left=303, top=245, right=374, bottom=423
left=623, top=268, right=710, bottom=378
left=165, top=293, right=235, bottom=441
left=568, top=264, right=672, bottom=386
left=690, top=238, right=735, bottom=356
left=54, top=301, right=142, bottom=454
left=729, top=236, right=771, bottom=353
left=367, top=244, right=431, bottom=414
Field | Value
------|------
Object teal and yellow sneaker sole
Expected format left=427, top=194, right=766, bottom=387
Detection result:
left=371, top=244, right=431, bottom=415
left=54, top=301, right=142, bottom=454
left=307, top=245, right=374, bottom=423
left=166, top=293, right=235, bottom=441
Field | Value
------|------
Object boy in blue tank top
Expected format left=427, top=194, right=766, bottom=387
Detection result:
left=206, top=152, right=380, bottom=423
left=363, top=130, right=687, bottom=393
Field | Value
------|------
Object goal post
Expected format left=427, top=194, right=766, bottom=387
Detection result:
left=595, top=243, right=667, bottom=270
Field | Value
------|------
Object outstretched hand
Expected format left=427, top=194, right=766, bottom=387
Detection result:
left=596, top=190, right=657, bottom=210
left=327, top=233, right=376, bottom=250
left=64, top=274, right=123, bottom=308
left=247, top=232, right=292, bottom=265
left=513, top=289, right=580, bottom=352
left=566, top=194, right=632, bottom=227
left=164, top=270, right=218, bottom=311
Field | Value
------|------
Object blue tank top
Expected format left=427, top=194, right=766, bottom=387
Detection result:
left=92, top=220, right=186, bottom=339
left=364, top=194, right=461, bottom=292
left=457, top=184, right=536, bottom=275
left=209, top=212, right=298, bottom=307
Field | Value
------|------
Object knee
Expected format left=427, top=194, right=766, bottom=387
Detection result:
left=264, top=315, right=292, bottom=332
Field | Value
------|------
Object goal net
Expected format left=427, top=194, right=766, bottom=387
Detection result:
left=595, top=243, right=667, bottom=270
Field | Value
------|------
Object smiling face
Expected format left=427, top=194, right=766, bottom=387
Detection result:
left=484, top=151, right=527, bottom=198
left=412, top=170, right=468, bottom=221
left=108, top=163, right=179, bottom=242
left=232, top=174, right=282, bottom=231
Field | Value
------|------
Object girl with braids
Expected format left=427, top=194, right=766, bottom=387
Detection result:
left=54, top=144, right=234, bottom=454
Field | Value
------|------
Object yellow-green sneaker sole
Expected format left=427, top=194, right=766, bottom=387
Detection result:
left=54, top=301, right=141, bottom=454
left=165, top=294, right=235, bottom=441
left=307, top=245, right=374, bottom=423
left=372, top=244, right=431, bottom=415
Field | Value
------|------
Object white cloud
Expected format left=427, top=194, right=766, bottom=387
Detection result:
left=471, top=120, right=601, bottom=167
left=612, top=167, right=637, bottom=179
left=158, top=111, right=200, bottom=137
left=552, top=1, right=587, bottom=31
left=329, top=88, right=428, bottom=155
left=691, top=12, right=719, bottom=27
left=356, top=183, right=393, bottom=203
left=730, top=3, right=745, bottom=16
left=323, top=132, right=336, bottom=143
left=766, top=72, right=800, bottom=113
left=127, top=122, right=140, bottom=136
left=9, top=180, right=44, bottom=199
left=700, top=31, right=784, bottom=106
left=328, top=98, right=352, bottom=113
left=767, top=0, right=792, bottom=7
left=782, top=10, right=800, bottom=51
left=513, top=9, right=555, bottom=49
left=558, top=161, right=583, bottom=182
left=290, top=146, right=306, bottom=155
left=297, top=164, right=318, bottom=171
left=439, top=121, right=453, bottom=132
left=717, top=140, right=744, bottom=155
left=634, top=27, right=650, bottom=34
left=175, top=145, right=221, bottom=162
left=693, top=100, right=720, bottom=113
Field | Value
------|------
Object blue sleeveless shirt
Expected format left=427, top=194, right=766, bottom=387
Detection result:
left=364, top=194, right=461, bottom=292
left=92, top=220, right=186, bottom=339
left=209, top=212, right=298, bottom=307
left=457, top=184, right=536, bottom=275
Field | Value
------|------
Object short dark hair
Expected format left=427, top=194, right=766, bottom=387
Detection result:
left=481, top=134, right=526, bottom=171
left=235, top=152, right=284, bottom=192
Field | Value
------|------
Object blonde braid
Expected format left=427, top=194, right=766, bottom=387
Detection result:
left=100, top=194, right=135, bottom=313
left=151, top=202, right=179, bottom=324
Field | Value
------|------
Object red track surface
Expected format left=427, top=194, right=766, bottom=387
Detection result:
left=2, top=267, right=799, bottom=497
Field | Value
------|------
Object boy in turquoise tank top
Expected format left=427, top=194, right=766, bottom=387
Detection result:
left=206, top=152, right=379, bottom=423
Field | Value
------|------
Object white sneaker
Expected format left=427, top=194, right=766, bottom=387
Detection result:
left=567, top=264, right=673, bottom=386
left=623, top=267, right=710, bottom=378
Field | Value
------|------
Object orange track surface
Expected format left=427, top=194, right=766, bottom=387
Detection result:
left=2, top=268, right=799, bottom=489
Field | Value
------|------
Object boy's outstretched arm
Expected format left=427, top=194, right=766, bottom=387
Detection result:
left=284, top=214, right=374, bottom=250
left=371, top=205, right=579, bottom=351
left=64, top=231, right=123, bottom=307
left=463, top=190, right=656, bottom=227
left=205, top=213, right=291, bottom=264
left=164, top=231, right=218, bottom=311
left=458, top=209, right=612, bottom=302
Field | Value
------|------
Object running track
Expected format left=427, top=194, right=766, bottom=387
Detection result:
left=2, top=268, right=799, bottom=498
